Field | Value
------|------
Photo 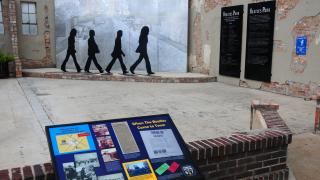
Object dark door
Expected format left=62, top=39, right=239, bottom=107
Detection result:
left=245, top=1, right=276, bottom=82
left=219, top=5, right=244, bottom=78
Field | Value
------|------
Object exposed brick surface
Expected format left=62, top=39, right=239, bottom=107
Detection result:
left=21, top=59, right=56, bottom=69
left=44, top=163, right=55, bottom=180
left=11, top=168, right=22, bottom=180
left=0, top=169, right=10, bottom=180
left=7, top=0, right=22, bottom=77
left=260, top=81, right=320, bottom=99
left=22, top=166, right=33, bottom=180
left=186, top=102, right=292, bottom=180
left=33, top=164, right=45, bottom=180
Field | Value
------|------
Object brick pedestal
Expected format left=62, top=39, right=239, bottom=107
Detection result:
left=186, top=101, right=292, bottom=179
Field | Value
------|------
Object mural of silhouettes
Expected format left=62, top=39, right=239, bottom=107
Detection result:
left=61, top=28, right=82, bottom=72
left=105, top=30, right=129, bottom=75
left=130, top=26, right=155, bottom=75
left=84, top=30, right=104, bottom=73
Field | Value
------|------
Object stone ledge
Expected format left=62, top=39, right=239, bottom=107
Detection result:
left=22, top=69, right=217, bottom=83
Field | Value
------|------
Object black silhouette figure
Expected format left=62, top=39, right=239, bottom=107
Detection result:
left=84, top=30, right=104, bottom=73
left=130, top=26, right=154, bottom=75
left=106, top=30, right=129, bottom=75
left=61, top=28, right=81, bottom=72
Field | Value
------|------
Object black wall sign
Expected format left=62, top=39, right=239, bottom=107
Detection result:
left=219, top=5, right=244, bottom=78
left=245, top=1, right=276, bottom=82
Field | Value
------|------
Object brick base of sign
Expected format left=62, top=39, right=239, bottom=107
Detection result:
left=186, top=101, right=292, bottom=180
left=22, top=71, right=217, bottom=83
left=0, top=163, right=54, bottom=180
left=0, top=101, right=292, bottom=180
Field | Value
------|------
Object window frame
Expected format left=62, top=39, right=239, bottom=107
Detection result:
left=0, top=0, right=4, bottom=35
left=21, top=2, right=38, bottom=36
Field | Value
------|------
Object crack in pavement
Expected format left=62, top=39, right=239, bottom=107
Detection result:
left=17, top=78, right=54, bottom=133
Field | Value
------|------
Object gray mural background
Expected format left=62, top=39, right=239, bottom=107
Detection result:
left=55, top=0, right=188, bottom=72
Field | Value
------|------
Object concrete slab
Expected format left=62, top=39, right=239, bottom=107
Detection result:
left=288, top=133, right=320, bottom=180
left=19, top=77, right=315, bottom=139
left=0, top=79, right=50, bottom=170
left=0, top=77, right=316, bottom=172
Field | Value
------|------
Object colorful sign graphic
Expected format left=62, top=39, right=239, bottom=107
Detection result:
left=123, top=159, right=157, bottom=180
left=155, top=163, right=170, bottom=175
left=46, top=114, right=203, bottom=180
left=49, top=124, right=96, bottom=156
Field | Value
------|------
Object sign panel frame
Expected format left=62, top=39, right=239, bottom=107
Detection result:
left=46, top=114, right=204, bottom=180
left=244, top=1, right=276, bottom=82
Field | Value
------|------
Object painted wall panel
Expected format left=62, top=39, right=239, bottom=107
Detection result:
left=55, top=0, right=188, bottom=72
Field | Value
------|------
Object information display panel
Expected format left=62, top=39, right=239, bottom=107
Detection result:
left=46, top=114, right=204, bottom=180
left=219, top=5, right=244, bottom=78
left=245, top=1, right=276, bottom=82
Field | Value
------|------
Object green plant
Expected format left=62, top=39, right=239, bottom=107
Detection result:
left=0, top=52, right=15, bottom=63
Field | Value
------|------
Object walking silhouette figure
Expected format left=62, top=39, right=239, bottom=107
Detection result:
left=61, top=29, right=81, bottom=72
left=84, top=30, right=104, bottom=73
left=106, top=30, right=129, bottom=75
left=130, top=26, right=154, bottom=75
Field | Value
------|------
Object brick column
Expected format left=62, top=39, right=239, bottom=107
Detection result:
left=8, top=0, right=22, bottom=77
left=251, top=100, right=279, bottom=130
left=314, top=93, right=320, bottom=133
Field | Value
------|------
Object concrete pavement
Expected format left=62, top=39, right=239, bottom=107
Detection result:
left=288, top=133, right=320, bottom=180
left=0, top=79, right=50, bottom=169
left=0, top=77, right=318, bottom=173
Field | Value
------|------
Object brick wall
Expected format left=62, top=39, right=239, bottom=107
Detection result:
left=0, top=163, right=54, bottom=180
left=8, top=0, right=22, bottom=77
left=0, top=101, right=292, bottom=180
left=238, top=80, right=320, bottom=99
left=1, top=0, right=55, bottom=73
left=21, top=58, right=56, bottom=69
left=186, top=101, right=292, bottom=180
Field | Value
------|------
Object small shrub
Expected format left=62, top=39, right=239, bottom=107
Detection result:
left=0, top=52, right=15, bottom=63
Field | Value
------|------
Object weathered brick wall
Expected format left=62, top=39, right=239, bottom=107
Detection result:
left=187, top=131, right=291, bottom=179
left=15, top=0, right=56, bottom=69
left=0, top=101, right=292, bottom=180
left=189, top=0, right=320, bottom=98
left=0, top=0, right=55, bottom=72
left=7, top=0, right=22, bottom=77
left=21, top=58, right=56, bottom=69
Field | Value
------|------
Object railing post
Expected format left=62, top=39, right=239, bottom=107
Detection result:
left=315, top=94, right=320, bottom=133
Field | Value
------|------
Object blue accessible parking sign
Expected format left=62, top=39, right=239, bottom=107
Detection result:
left=296, top=36, right=307, bottom=56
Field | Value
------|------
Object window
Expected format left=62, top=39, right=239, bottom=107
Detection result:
left=21, top=2, right=37, bottom=35
left=0, top=1, right=4, bottom=34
